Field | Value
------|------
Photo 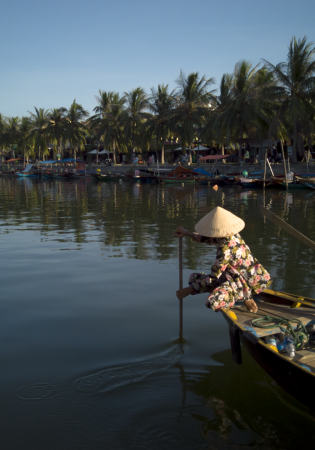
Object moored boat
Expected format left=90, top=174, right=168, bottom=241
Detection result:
left=91, top=173, right=123, bottom=181
left=16, top=164, right=38, bottom=178
left=196, top=177, right=224, bottom=186
left=155, top=165, right=198, bottom=183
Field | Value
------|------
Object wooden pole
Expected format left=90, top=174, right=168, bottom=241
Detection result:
left=264, top=148, right=267, bottom=189
left=281, top=141, right=288, bottom=190
left=267, top=158, right=274, bottom=177
left=260, top=206, right=315, bottom=251
left=179, top=237, right=183, bottom=343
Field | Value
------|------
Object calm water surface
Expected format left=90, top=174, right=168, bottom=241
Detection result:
left=1, top=177, right=315, bottom=449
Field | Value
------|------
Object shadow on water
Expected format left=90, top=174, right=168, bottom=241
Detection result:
left=14, top=345, right=315, bottom=450
left=175, top=348, right=315, bottom=450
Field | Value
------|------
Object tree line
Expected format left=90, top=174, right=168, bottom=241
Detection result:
left=0, top=36, right=315, bottom=164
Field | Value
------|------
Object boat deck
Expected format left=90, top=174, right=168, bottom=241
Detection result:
left=232, top=299, right=315, bottom=370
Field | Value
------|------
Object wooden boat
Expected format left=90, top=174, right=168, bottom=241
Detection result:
left=305, top=183, right=315, bottom=190
left=220, top=173, right=243, bottom=185
left=161, top=176, right=196, bottom=184
left=16, top=164, right=38, bottom=178
left=239, top=178, right=261, bottom=188
left=155, top=165, right=198, bottom=184
left=196, top=177, right=224, bottom=186
left=91, top=173, right=122, bottom=181
left=222, top=289, right=315, bottom=412
left=295, top=176, right=315, bottom=187
left=0, top=170, right=17, bottom=177
left=45, top=170, right=69, bottom=179
left=270, top=175, right=306, bottom=189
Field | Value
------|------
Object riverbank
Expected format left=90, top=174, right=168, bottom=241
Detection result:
left=88, top=162, right=315, bottom=175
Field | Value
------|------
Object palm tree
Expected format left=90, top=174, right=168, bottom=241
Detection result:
left=143, top=84, right=176, bottom=164
left=46, top=108, right=67, bottom=159
left=2, top=117, right=21, bottom=158
left=28, top=107, right=50, bottom=161
left=0, top=114, right=8, bottom=161
left=121, top=87, right=150, bottom=155
left=17, top=117, right=35, bottom=164
left=204, top=73, right=234, bottom=155
left=102, top=93, right=126, bottom=164
left=263, top=36, right=315, bottom=162
left=65, top=100, right=89, bottom=160
left=90, top=91, right=114, bottom=163
left=219, top=61, right=273, bottom=157
left=171, top=71, right=216, bottom=159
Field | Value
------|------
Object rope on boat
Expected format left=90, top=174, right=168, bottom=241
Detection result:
left=251, top=315, right=308, bottom=346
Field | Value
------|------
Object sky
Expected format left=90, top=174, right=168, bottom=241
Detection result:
left=1, top=0, right=314, bottom=118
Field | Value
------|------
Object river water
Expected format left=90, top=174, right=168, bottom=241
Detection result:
left=1, top=177, right=315, bottom=449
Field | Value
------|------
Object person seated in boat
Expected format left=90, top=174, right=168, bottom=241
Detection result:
left=175, top=207, right=272, bottom=313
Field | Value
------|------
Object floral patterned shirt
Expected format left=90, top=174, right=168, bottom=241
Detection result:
left=191, top=232, right=272, bottom=304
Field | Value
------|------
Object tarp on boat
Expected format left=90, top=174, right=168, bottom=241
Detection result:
left=61, top=158, right=84, bottom=163
left=39, top=160, right=57, bottom=164
left=193, top=167, right=213, bottom=176
left=167, top=166, right=198, bottom=177
left=22, top=164, right=33, bottom=173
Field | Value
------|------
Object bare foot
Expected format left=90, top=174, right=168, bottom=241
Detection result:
left=244, top=299, right=258, bottom=313
left=176, top=286, right=194, bottom=299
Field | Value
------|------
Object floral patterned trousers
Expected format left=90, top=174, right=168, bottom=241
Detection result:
left=189, top=272, right=242, bottom=311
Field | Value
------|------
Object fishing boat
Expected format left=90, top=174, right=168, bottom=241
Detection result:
left=295, top=176, right=315, bottom=189
left=155, top=166, right=198, bottom=184
left=222, top=289, right=315, bottom=412
left=239, top=178, right=261, bottom=188
left=304, top=183, right=315, bottom=190
left=91, top=173, right=122, bottom=182
left=16, top=164, right=38, bottom=178
left=0, top=168, right=17, bottom=177
left=271, top=176, right=308, bottom=189
left=196, top=176, right=224, bottom=186
left=220, top=173, right=243, bottom=185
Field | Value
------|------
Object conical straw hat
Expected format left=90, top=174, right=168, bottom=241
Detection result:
left=195, top=206, right=245, bottom=238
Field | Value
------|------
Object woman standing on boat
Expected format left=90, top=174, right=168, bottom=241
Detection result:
left=175, top=207, right=272, bottom=313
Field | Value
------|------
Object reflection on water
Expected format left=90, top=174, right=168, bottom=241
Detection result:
left=1, top=178, right=315, bottom=449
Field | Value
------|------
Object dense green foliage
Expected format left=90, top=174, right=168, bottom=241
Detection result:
left=1, top=36, right=315, bottom=163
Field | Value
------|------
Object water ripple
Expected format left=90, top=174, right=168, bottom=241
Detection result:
left=74, top=345, right=183, bottom=393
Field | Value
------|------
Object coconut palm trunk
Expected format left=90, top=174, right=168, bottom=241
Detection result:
left=96, top=142, right=100, bottom=164
left=161, top=143, right=165, bottom=164
left=308, top=121, right=313, bottom=154
left=292, top=117, right=298, bottom=163
left=113, top=140, right=117, bottom=164
left=239, top=124, right=243, bottom=158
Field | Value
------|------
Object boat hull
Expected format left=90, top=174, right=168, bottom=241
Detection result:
left=157, top=176, right=196, bottom=184
left=222, top=296, right=315, bottom=412
left=305, top=183, right=315, bottom=190
left=92, top=174, right=121, bottom=181
left=16, top=173, right=38, bottom=178
left=196, top=177, right=224, bottom=185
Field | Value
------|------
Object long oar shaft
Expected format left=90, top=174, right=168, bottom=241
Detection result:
left=179, top=237, right=183, bottom=343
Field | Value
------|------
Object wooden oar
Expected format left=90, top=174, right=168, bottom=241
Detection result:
left=260, top=206, right=315, bottom=252
left=179, top=237, right=183, bottom=343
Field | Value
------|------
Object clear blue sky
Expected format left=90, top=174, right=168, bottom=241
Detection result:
left=1, top=0, right=314, bottom=118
